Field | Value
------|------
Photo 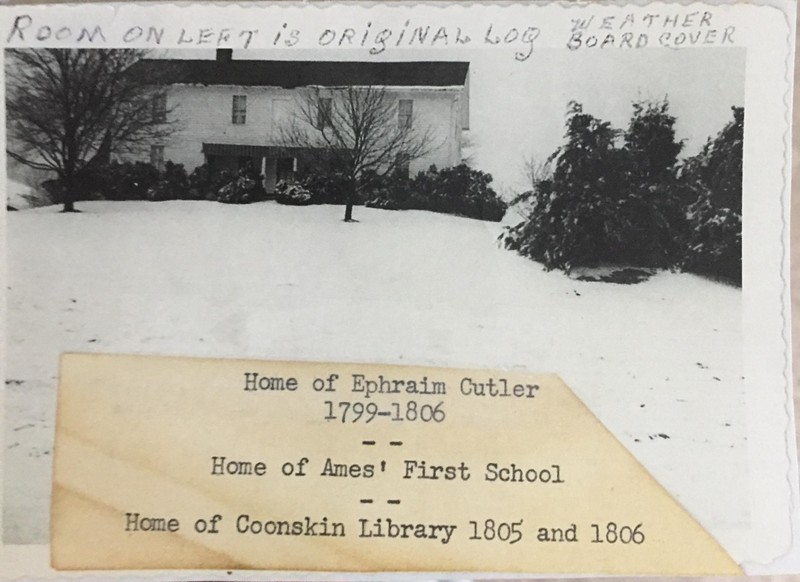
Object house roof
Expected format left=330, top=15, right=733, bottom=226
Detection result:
left=129, top=59, right=470, bottom=89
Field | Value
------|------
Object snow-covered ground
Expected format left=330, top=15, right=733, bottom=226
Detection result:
left=5, top=179, right=34, bottom=210
left=3, top=201, right=744, bottom=547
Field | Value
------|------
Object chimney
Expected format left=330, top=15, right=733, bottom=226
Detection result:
left=216, top=49, right=233, bottom=63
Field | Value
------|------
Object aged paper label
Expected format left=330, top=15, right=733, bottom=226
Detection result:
left=51, top=353, right=740, bottom=574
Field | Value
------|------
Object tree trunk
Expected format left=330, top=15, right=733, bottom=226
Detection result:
left=61, top=172, right=78, bottom=213
left=343, top=178, right=357, bottom=222
left=61, top=139, right=80, bottom=212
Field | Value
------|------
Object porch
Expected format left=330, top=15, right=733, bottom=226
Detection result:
left=202, top=143, right=306, bottom=193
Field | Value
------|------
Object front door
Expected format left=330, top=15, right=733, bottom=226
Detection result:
left=276, top=158, right=295, bottom=183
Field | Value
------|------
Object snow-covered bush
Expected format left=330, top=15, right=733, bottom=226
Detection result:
left=506, top=101, right=742, bottom=283
left=274, top=181, right=313, bottom=206
left=187, top=164, right=233, bottom=201
left=503, top=180, right=635, bottom=272
left=677, top=107, right=743, bottom=286
left=184, top=164, right=265, bottom=204
left=41, top=174, right=104, bottom=205
left=364, top=192, right=401, bottom=210
left=366, top=164, right=507, bottom=222
left=681, top=196, right=741, bottom=285
left=217, top=178, right=251, bottom=204
left=612, top=183, right=688, bottom=267
left=417, top=164, right=507, bottom=221
left=298, top=167, right=352, bottom=205
left=216, top=170, right=263, bottom=204
left=147, top=161, right=189, bottom=201
left=79, top=161, right=158, bottom=201
left=363, top=169, right=410, bottom=210
left=681, top=107, right=743, bottom=213
left=186, top=164, right=211, bottom=200
left=505, top=100, right=689, bottom=272
left=145, top=181, right=169, bottom=202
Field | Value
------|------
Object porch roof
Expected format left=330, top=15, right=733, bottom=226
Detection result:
left=202, top=143, right=306, bottom=158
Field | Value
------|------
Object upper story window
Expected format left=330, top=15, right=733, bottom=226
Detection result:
left=318, top=98, right=333, bottom=128
left=398, top=99, right=413, bottom=129
left=152, top=93, right=167, bottom=124
left=232, top=95, right=247, bottom=125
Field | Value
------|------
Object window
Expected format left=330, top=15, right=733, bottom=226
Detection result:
left=232, top=95, right=247, bottom=124
left=150, top=145, right=164, bottom=172
left=398, top=99, right=413, bottom=129
left=317, top=98, right=332, bottom=128
left=152, top=93, right=167, bottom=123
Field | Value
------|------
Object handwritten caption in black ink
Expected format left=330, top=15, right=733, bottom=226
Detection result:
left=4, top=8, right=739, bottom=60
left=5, top=15, right=541, bottom=61
left=567, top=11, right=736, bottom=50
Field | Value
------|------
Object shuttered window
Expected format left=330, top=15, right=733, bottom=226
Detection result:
left=398, top=99, right=413, bottom=129
left=318, top=98, right=332, bottom=128
left=232, top=95, right=247, bottom=124
left=152, top=93, right=167, bottom=123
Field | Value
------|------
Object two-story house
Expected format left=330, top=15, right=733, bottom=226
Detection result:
left=131, top=50, right=470, bottom=193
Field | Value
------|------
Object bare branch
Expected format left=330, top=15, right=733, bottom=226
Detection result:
left=5, top=48, right=178, bottom=210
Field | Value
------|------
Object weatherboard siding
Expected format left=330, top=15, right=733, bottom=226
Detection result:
left=152, top=85, right=464, bottom=175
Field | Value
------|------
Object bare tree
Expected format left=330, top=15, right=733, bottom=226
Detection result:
left=282, top=86, right=433, bottom=222
left=6, top=49, right=175, bottom=212
left=510, top=154, right=555, bottom=217
left=522, top=154, right=553, bottom=190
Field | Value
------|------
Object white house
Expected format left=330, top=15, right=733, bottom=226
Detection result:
left=131, top=50, right=470, bottom=192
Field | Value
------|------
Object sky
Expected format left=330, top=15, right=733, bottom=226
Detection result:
left=159, top=47, right=745, bottom=192
left=465, top=48, right=745, bottom=191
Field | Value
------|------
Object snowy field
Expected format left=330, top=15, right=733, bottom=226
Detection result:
left=3, top=201, right=744, bottom=546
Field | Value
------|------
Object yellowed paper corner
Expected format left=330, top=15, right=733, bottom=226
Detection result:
left=51, top=353, right=741, bottom=575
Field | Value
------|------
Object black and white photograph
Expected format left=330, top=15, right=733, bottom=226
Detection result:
left=0, top=0, right=795, bottom=574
